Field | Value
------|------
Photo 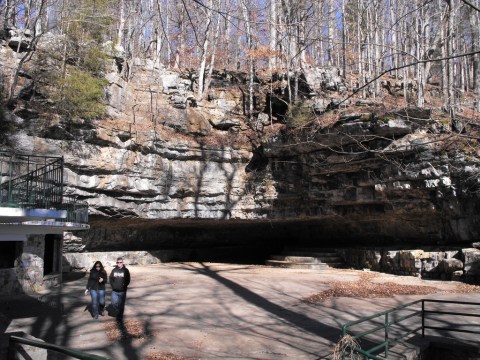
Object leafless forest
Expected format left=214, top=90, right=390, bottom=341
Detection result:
left=1, top=0, right=480, bottom=117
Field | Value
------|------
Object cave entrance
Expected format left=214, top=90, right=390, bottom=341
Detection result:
left=81, top=218, right=362, bottom=265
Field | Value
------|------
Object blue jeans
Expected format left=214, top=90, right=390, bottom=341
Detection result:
left=111, top=291, right=127, bottom=320
left=90, top=289, right=105, bottom=318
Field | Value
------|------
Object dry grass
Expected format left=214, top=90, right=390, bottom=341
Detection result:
left=103, top=319, right=148, bottom=342
left=332, top=334, right=361, bottom=360
left=144, top=352, right=195, bottom=360
left=302, top=273, right=439, bottom=304
left=454, top=282, right=480, bottom=293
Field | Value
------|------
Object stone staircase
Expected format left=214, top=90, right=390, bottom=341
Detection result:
left=266, top=248, right=345, bottom=270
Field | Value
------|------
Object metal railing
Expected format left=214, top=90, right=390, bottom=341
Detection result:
left=0, top=152, right=88, bottom=224
left=9, top=335, right=109, bottom=360
left=0, top=152, right=64, bottom=208
left=341, top=299, right=480, bottom=359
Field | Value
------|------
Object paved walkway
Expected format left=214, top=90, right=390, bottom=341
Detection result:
left=1, top=263, right=480, bottom=359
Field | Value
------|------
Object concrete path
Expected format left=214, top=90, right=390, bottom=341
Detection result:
left=2, top=263, right=480, bottom=359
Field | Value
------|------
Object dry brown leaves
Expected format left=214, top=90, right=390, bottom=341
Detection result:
left=302, top=273, right=439, bottom=305
left=453, top=283, right=480, bottom=293
left=103, top=319, right=148, bottom=342
left=145, top=352, right=194, bottom=360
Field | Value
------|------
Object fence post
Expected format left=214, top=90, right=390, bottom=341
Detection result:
left=8, top=335, right=14, bottom=360
left=421, top=300, right=425, bottom=338
left=385, top=312, right=389, bottom=358
left=8, top=156, right=13, bottom=203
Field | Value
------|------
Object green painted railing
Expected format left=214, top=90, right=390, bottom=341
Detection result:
left=0, top=152, right=88, bottom=224
left=341, top=299, right=480, bottom=359
left=9, top=335, right=109, bottom=360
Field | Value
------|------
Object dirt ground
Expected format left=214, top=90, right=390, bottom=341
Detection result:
left=2, top=263, right=480, bottom=360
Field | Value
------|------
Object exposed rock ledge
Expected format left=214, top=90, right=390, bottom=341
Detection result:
left=2, top=33, right=479, bottom=249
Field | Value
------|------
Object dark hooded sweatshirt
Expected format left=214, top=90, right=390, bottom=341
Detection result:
left=109, top=266, right=130, bottom=292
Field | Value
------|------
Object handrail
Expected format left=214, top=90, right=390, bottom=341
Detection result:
left=341, top=299, right=480, bottom=359
left=9, top=335, right=109, bottom=360
left=0, top=152, right=88, bottom=224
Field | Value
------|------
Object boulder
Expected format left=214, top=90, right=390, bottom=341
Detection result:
left=161, top=73, right=180, bottom=90
left=7, top=27, right=32, bottom=52
left=375, top=117, right=412, bottom=137
left=257, top=112, right=270, bottom=125
left=171, top=95, right=187, bottom=109
left=187, top=108, right=211, bottom=135
left=302, top=65, right=346, bottom=94
left=214, top=98, right=237, bottom=112
left=463, top=248, right=480, bottom=276
left=439, top=258, right=463, bottom=274
left=313, top=98, right=329, bottom=113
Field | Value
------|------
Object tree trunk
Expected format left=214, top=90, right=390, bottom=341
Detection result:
left=242, top=0, right=254, bottom=122
left=416, top=0, right=424, bottom=108
left=203, top=7, right=221, bottom=99
left=341, top=0, right=347, bottom=77
left=470, top=4, right=480, bottom=111
left=117, top=0, right=125, bottom=47
left=269, top=0, right=277, bottom=70
left=197, top=0, right=213, bottom=99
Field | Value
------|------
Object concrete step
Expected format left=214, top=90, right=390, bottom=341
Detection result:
left=270, top=255, right=343, bottom=265
left=265, top=260, right=328, bottom=270
left=325, top=262, right=345, bottom=268
left=283, top=251, right=340, bottom=258
left=268, top=248, right=346, bottom=269
left=284, top=247, right=339, bottom=253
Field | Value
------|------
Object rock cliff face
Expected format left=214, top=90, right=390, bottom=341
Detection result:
left=1, top=33, right=479, bottom=254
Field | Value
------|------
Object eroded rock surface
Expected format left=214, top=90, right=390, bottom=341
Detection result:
left=1, top=32, right=480, bottom=252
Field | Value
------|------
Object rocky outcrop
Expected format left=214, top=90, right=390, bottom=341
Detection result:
left=2, top=31, right=480, bottom=254
left=337, top=247, right=480, bottom=283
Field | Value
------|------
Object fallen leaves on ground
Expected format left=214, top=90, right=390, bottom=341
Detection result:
left=453, top=283, right=480, bottom=293
left=103, top=319, right=148, bottom=342
left=302, top=273, right=439, bottom=304
left=145, top=352, right=195, bottom=360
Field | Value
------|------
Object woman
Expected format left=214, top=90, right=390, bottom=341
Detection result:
left=84, top=261, right=107, bottom=319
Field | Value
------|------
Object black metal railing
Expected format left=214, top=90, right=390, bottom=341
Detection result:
left=0, top=152, right=88, bottom=224
left=0, top=152, right=64, bottom=208
left=9, top=335, right=109, bottom=360
left=60, top=196, right=89, bottom=224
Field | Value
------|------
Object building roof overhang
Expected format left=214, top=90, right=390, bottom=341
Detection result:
left=0, top=206, right=90, bottom=240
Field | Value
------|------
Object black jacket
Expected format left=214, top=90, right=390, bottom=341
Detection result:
left=86, top=269, right=107, bottom=291
left=109, top=266, right=130, bottom=292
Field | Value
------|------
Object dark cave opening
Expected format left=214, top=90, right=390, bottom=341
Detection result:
left=73, top=216, right=459, bottom=265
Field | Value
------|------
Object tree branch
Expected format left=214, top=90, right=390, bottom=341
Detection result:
left=336, top=50, right=480, bottom=108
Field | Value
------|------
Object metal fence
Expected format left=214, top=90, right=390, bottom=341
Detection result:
left=9, top=335, right=109, bottom=360
left=341, top=299, right=480, bottom=359
left=0, top=152, right=88, bottom=224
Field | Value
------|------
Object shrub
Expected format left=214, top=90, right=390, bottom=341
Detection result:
left=286, top=101, right=313, bottom=128
left=56, top=70, right=108, bottom=121
left=79, top=44, right=109, bottom=73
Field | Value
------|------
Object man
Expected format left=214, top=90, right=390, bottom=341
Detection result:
left=109, top=257, right=130, bottom=321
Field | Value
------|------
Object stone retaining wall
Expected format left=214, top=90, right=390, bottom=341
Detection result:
left=62, top=250, right=189, bottom=270
left=337, top=247, right=480, bottom=283
left=0, top=235, right=62, bottom=296
left=62, top=246, right=256, bottom=270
